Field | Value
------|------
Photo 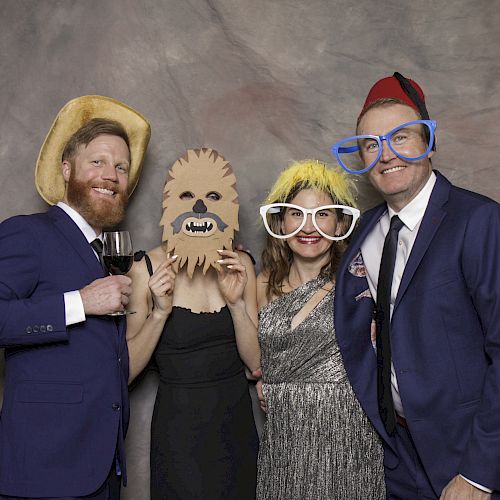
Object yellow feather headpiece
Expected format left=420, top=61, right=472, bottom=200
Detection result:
left=264, top=159, right=357, bottom=207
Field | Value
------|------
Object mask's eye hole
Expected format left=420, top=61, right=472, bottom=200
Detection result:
left=180, top=191, right=195, bottom=200
left=206, top=191, right=221, bottom=201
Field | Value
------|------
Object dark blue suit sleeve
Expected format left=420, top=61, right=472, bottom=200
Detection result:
left=0, top=216, right=68, bottom=347
left=459, top=201, right=500, bottom=489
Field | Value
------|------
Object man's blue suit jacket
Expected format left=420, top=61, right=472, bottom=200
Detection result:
left=334, top=171, right=500, bottom=494
left=0, top=206, right=130, bottom=497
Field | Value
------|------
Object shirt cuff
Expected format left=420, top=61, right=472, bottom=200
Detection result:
left=64, top=291, right=86, bottom=326
left=460, top=474, right=493, bottom=493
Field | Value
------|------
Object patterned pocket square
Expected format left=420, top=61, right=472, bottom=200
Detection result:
left=355, top=288, right=372, bottom=301
left=348, top=250, right=367, bottom=278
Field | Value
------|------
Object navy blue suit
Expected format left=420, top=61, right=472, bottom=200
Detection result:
left=334, top=171, right=500, bottom=495
left=0, top=206, right=129, bottom=498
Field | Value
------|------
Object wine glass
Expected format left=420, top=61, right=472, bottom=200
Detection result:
left=102, top=231, right=134, bottom=315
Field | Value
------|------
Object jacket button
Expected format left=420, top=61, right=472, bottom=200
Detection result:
left=46, top=325, right=53, bottom=332
left=112, top=403, right=121, bottom=411
left=33, top=325, right=39, bottom=333
left=40, top=325, right=46, bottom=333
left=26, top=326, right=32, bottom=334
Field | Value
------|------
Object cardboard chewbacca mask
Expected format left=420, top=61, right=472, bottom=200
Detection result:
left=160, top=148, right=239, bottom=278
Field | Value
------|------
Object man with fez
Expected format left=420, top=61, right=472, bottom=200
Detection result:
left=0, top=96, right=150, bottom=499
left=332, top=73, right=499, bottom=498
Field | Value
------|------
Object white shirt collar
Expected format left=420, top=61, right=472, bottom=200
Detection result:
left=56, top=202, right=100, bottom=243
left=387, top=171, right=436, bottom=231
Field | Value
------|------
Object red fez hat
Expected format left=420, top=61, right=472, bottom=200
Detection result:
left=359, top=73, right=426, bottom=119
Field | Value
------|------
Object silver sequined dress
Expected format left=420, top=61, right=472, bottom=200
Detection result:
left=256, top=275, right=385, bottom=500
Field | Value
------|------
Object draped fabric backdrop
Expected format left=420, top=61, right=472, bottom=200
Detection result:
left=1, top=1, right=499, bottom=498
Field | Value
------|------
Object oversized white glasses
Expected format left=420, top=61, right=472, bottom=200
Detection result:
left=260, top=203, right=360, bottom=241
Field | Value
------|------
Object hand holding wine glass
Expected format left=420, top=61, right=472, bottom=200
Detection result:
left=102, top=231, right=135, bottom=315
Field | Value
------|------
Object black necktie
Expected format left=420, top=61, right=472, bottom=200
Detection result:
left=376, top=215, right=404, bottom=435
left=90, top=238, right=106, bottom=273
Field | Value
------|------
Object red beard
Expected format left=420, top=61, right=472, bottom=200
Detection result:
left=66, top=173, right=128, bottom=230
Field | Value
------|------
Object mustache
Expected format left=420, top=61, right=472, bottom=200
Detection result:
left=171, top=211, right=228, bottom=234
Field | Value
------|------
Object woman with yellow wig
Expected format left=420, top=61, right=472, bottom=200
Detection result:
left=255, top=160, right=385, bottom=499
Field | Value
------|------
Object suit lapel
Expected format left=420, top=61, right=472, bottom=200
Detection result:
left=394, top=172, right=450, bottom=310
left=48, top=206, right=106, bottom=279
left=349, top=204, right=387, bottom=260
left=337, top=204, right=387, bottom=320
left=341, top=205, right=386, bottom=293
left=335, top=203, right=399, bottom=452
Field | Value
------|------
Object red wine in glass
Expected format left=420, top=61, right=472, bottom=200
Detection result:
left=103, top=255, right=134, bottom=275
left=102, top=231, right=134, bottom=315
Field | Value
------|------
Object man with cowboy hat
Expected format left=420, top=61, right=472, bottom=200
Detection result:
left=332, top=73, right=499, bottom=498
left=0, top=96, right=150, bottom=499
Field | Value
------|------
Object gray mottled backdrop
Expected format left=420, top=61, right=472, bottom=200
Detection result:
left=1, top=1, right=499, bottom=498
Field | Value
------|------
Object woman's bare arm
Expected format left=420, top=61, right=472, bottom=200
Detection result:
left=217, top=250, right=261, bottom=372
left=126, top=249, right=177, bottom=383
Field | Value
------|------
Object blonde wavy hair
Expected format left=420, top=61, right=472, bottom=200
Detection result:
left=261, top=159, right=357, bottom=299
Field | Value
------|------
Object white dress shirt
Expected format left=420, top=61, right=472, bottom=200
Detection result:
left=57, top=202, right=101, bottom=326
left=360, top=172, right=491, bottom=493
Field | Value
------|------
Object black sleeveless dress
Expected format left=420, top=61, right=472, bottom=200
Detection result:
left=150, top=305, right=258, bottom=500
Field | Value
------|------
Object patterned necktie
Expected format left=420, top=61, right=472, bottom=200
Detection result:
left=90, top=238, right=106, bottom=272
left=376, top=215, right=404, bottom=435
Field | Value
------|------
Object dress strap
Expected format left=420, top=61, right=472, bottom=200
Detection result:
left=133, top=250, right=155, bottom=312
left=134, top=250, right=154, bottom=276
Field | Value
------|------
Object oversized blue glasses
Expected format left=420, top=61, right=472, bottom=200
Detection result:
left=330, top=120, right=437, bottom=174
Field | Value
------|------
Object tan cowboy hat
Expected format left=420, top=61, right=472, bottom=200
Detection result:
left=35, top=95, right=151, bottom=205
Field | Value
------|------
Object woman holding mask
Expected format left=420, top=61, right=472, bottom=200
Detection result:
left=126, top=148, right=259, bottom=500
left=255, top=160, right=384, bottom=499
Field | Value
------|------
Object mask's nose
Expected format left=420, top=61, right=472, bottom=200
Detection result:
left=193, top=199, right=207, bottom=213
